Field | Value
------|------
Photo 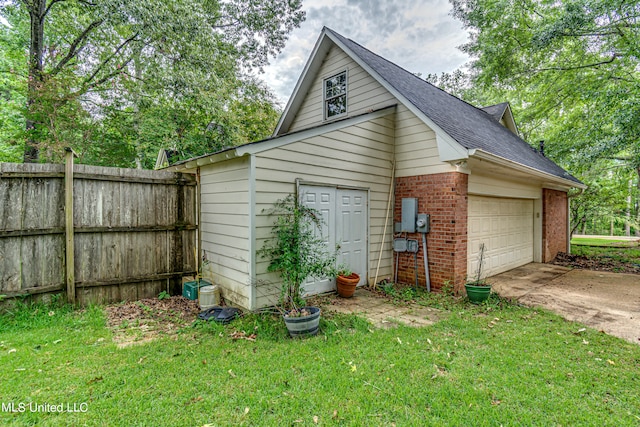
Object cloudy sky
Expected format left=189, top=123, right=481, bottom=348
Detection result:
left=262, top=0, right=471, bottom=105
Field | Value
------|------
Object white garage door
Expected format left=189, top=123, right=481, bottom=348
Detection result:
left=468, top=196, right=534, bottom=279
left=300, top=185, right=367, bottom=296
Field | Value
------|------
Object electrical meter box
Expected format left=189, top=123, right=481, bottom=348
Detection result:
left=416, top=214, right=430, bottom=233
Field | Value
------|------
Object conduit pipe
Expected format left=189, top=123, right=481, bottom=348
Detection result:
left=422, top=233, right=431, bottom=292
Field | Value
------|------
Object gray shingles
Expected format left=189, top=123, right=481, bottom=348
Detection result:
left=326, top=28, right=582, bottom=184
left=481, top=103, right=509, bottom=122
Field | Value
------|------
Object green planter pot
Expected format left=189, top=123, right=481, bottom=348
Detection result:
left=465, top=283, right=491, bottom=303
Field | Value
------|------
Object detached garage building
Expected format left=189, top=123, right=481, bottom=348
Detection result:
left=166, top=28, right=585, bottom=310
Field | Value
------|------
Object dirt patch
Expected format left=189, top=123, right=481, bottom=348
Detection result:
left=314, top=288, right=444, bottom=329
left=552, top=252, right=640, bottom=275
left=105, top=296, right=200, bottom=348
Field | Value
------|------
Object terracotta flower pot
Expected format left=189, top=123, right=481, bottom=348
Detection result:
left=336, top=273, right=360, bottom=298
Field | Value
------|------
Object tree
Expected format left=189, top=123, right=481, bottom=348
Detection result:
left=451, top=0, right=640, bottom=235
left=0, top=0, right=303, bottom=164
left=0, top=16, right=25, bottom=162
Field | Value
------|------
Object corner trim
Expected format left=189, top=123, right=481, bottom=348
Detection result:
left=248, top=154, right=257, bottom=311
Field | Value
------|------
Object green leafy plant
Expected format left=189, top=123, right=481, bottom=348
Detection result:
left=258, top=195, right=336, bottom=312
left=158, top=291, right=170, bottom=300
left=335, top=263, right=352, bottom=277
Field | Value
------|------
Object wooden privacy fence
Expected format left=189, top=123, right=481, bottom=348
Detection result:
left=0, top=157, right=197, bottom=305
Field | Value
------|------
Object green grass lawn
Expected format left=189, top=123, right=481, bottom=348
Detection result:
left=571, top=236, right=640, bottom=247
left=1, top=297, right=640, bottom=426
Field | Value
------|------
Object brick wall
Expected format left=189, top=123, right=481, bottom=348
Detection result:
left=394, top=173, right=468, bottom=292
left=542, top=188, right=568, bottom=262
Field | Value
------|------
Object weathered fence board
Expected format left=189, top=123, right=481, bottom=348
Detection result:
left=0, top=162, right=197, bottom=304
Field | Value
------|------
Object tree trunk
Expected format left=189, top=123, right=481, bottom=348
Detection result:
left=610, top=217, right=614, bottom=236
left=625, top=179, right=632, bottom=237
left=24, top=0, right=47, bottom=163
left=133, top=48, right=144, bottom=169
left=636, top=167, right=640, bottom=237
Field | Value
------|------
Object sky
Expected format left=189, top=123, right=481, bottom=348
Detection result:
left=261, top=0, right=471, bottom=105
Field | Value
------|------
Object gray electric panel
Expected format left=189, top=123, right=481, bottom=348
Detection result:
left=401, top=198, right=417, bottom=232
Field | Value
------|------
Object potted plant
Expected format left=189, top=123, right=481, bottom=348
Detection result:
left=335, top=264, right=360, bottom=298
left=465, top=243, right=492, bottom=303
left=258, top=195, right=336, bottom=337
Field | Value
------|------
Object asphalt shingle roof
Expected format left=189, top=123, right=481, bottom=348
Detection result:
left=326, top=28, right=582, bottom=185
left=481, top=103, right=509, bottom=122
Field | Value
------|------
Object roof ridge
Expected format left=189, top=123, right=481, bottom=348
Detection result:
left=325, top=27, right=497, bottom=122
left=324, top=28, right=581, bottom=185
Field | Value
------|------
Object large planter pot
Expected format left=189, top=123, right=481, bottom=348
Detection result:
left=336, top=273, right=360, bottom=298
left=283, top=306, right=321, bottom=338
left=465, top=283, right=492, bottom=303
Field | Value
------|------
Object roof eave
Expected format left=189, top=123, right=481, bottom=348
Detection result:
left=163, top=149, right=241, bottom=172
left=469, top=149, right=587, bottom=190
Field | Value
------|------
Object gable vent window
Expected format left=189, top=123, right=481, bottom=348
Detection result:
left=324, top=71, right=347, bottom=119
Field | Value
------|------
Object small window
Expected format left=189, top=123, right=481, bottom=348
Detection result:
left=324, top=71, right=347, bottom=119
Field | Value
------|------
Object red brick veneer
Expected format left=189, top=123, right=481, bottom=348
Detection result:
left=542, top=189, right=568, bottom=262
left=394, top=173, right=468, bottom=292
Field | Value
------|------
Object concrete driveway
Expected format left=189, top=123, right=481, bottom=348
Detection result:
left=490, top=263, right=640, bottom=345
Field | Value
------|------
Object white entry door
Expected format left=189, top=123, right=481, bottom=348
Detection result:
left=300, top=185, right=368, bottom=296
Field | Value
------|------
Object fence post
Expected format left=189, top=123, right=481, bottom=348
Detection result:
left=171, top=175, right=186, bottom=295
left=65, top=148, right=78, bottom=303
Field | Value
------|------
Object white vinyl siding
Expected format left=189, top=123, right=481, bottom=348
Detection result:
left=288, top=47, right=455, bottom=178
left=394, top=105, right=455, bottom=177
left=200, top=157, right=251, bottom=308
left=254, top=116, right=395, bottom=309
left=468, top=173, right=542, bottom=199
left=289, top=46, right=396, bottom=133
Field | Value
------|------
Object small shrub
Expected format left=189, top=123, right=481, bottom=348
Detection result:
left=258, top=194, right=336, bottom=311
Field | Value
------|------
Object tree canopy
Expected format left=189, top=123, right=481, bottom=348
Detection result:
left=450, top=0, right=639, bottom=235
left=0, top=0, right=304, bottom=167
